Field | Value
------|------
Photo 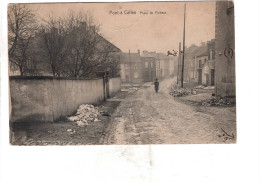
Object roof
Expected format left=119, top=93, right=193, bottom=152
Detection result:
left=185, top=44, right=207, bottom=58
left=141, top=51, right=157, bottom=58
left=96, top=34, right=121, bottom=52
left=197, top=52, right=208, bottom=57
left=141, top=51, right=171, bottom=60
left=120, top=52, right=141, bottom=63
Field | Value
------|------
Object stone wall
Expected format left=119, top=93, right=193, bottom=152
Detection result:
left=108, top=77, right=121, bottom=97
left=10, top=77, right=105, bottom=122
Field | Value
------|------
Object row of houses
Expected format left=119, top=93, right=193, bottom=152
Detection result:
left=176, top=1, right=235, bottom=97
left=120, top=50, right=176, bottom=83
left=181, top=39, right=216, bottom=87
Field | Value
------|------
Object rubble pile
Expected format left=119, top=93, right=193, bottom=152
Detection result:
left=194, top=85, right=205, bottom=89
left=67, top=104, right=101, bottom=127
left=169, top=87, right=191, bottom=97
left=121, top=87, right=139, bottom=92
left=194, top=85, right=215, bottom=90
left=203, top=86, right=215, bottom=90
left=201, top=97, right=236, bottom=106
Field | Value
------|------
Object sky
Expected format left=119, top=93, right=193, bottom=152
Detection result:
left=27, top=2, right=215, bottom=54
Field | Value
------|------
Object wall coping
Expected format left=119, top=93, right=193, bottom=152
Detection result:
left=9, top=76, right=102, bottom=81
left=10, top=76, right=121, bottom=80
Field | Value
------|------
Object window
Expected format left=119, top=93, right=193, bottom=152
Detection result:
left=199, top=60, right=202, bottom=68
left=191, top=60, right=195, bottom=67
left=209, top=50, right=213, bottom=60
left=134, top=72, right=138, bottom=78
left=145, top=62, right=148, bottom=68
left=151, top=62, right=153, bottom=68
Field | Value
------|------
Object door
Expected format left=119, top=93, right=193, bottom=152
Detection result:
left=198, top=70, right=202, bottom=84
left=206, top=74, right=209, bottom=86
left=211, top=69, right=215, bottom=86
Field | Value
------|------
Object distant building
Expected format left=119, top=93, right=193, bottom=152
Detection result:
left=119, top=50, right=173, bottom=83
left=141, top=51, right=175, bottom=79
left=184, top=44, right=207, bottom=83
left=215, top=1, right=235, bottom=97
left=194, top=39, right=216, bottom=86
left=140, top=52, right=156, bottom=82
left=120, top=50, right=143, bottom=83
left=205, top=39, right=216, bottom=86
left=195, top=53, right=208, bottom=85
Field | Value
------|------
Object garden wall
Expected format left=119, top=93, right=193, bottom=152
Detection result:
left=10, top=77, right=105, bottom=122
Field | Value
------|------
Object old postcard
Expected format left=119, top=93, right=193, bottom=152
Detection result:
left=8, top=1, right=236, bottom=145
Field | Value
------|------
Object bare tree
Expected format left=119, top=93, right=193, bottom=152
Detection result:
left=40, top=10, right=120, bottom=78
left=39, top=11, right=97, bottom=77
left=39, top=16, right=68, bottom=77
left=8, top=4, right=37, bottom=75
left=11, top=37, right=32, bottom=76
left=62, top=10, right=101, bottom=77
left=95, top=43, right=121, bottom=77
left=63, top=10, right=121, bottom=78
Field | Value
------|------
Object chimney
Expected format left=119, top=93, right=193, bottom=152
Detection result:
left=79, top=22, right=87, bottom=31
left=137, top=49, right=140, bottom=55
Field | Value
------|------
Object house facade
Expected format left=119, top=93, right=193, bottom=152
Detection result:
left=206, top=39, right=216, bottom=86
left=215, top=1, right=235, bottom=97
left=120, top=51, right=143, bottom=83
left=196, top=40, right=216, bottom=86
left=186, top=39, right=216, bottom=86
left=141, top=55, right=156, bottom=82
left=195, top=54, right=208, bottom=85
left=184, top=44, right=207, bottom=83
left=120, top=50, right=173, bottom=83
left=141, top=51, right=174, bottom=79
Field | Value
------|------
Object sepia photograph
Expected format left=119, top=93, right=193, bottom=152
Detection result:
left=8, top=1, right=236, bottom=145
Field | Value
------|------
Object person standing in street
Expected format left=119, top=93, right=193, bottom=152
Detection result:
left=154, top=79, right=159, bottom=93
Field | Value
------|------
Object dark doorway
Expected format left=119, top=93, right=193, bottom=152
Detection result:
left=198, top=70, right=202, bottom=84
left=206, top=74, right=209, bottom=86
left=211, top=69, right=215, bottom=86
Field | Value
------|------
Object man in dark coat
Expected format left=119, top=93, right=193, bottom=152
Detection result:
left=154, top=79, right=159, bottom=93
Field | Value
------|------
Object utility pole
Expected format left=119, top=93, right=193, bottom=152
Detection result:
left=181, top=3, right=186, bottom=88
left=158, top=54, right=160, bottom=78
left=177, top=42, right=181, bottom=85
left=129, top=49, right=132, bottom=83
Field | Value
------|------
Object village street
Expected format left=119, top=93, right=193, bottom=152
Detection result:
left=105, top=77, right=236, bottom=144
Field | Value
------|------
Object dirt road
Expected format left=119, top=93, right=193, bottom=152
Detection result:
left=105, top=77, right=236, bottom=144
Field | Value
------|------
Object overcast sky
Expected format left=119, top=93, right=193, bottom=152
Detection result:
left=28, top=2, right=215, bottom=54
